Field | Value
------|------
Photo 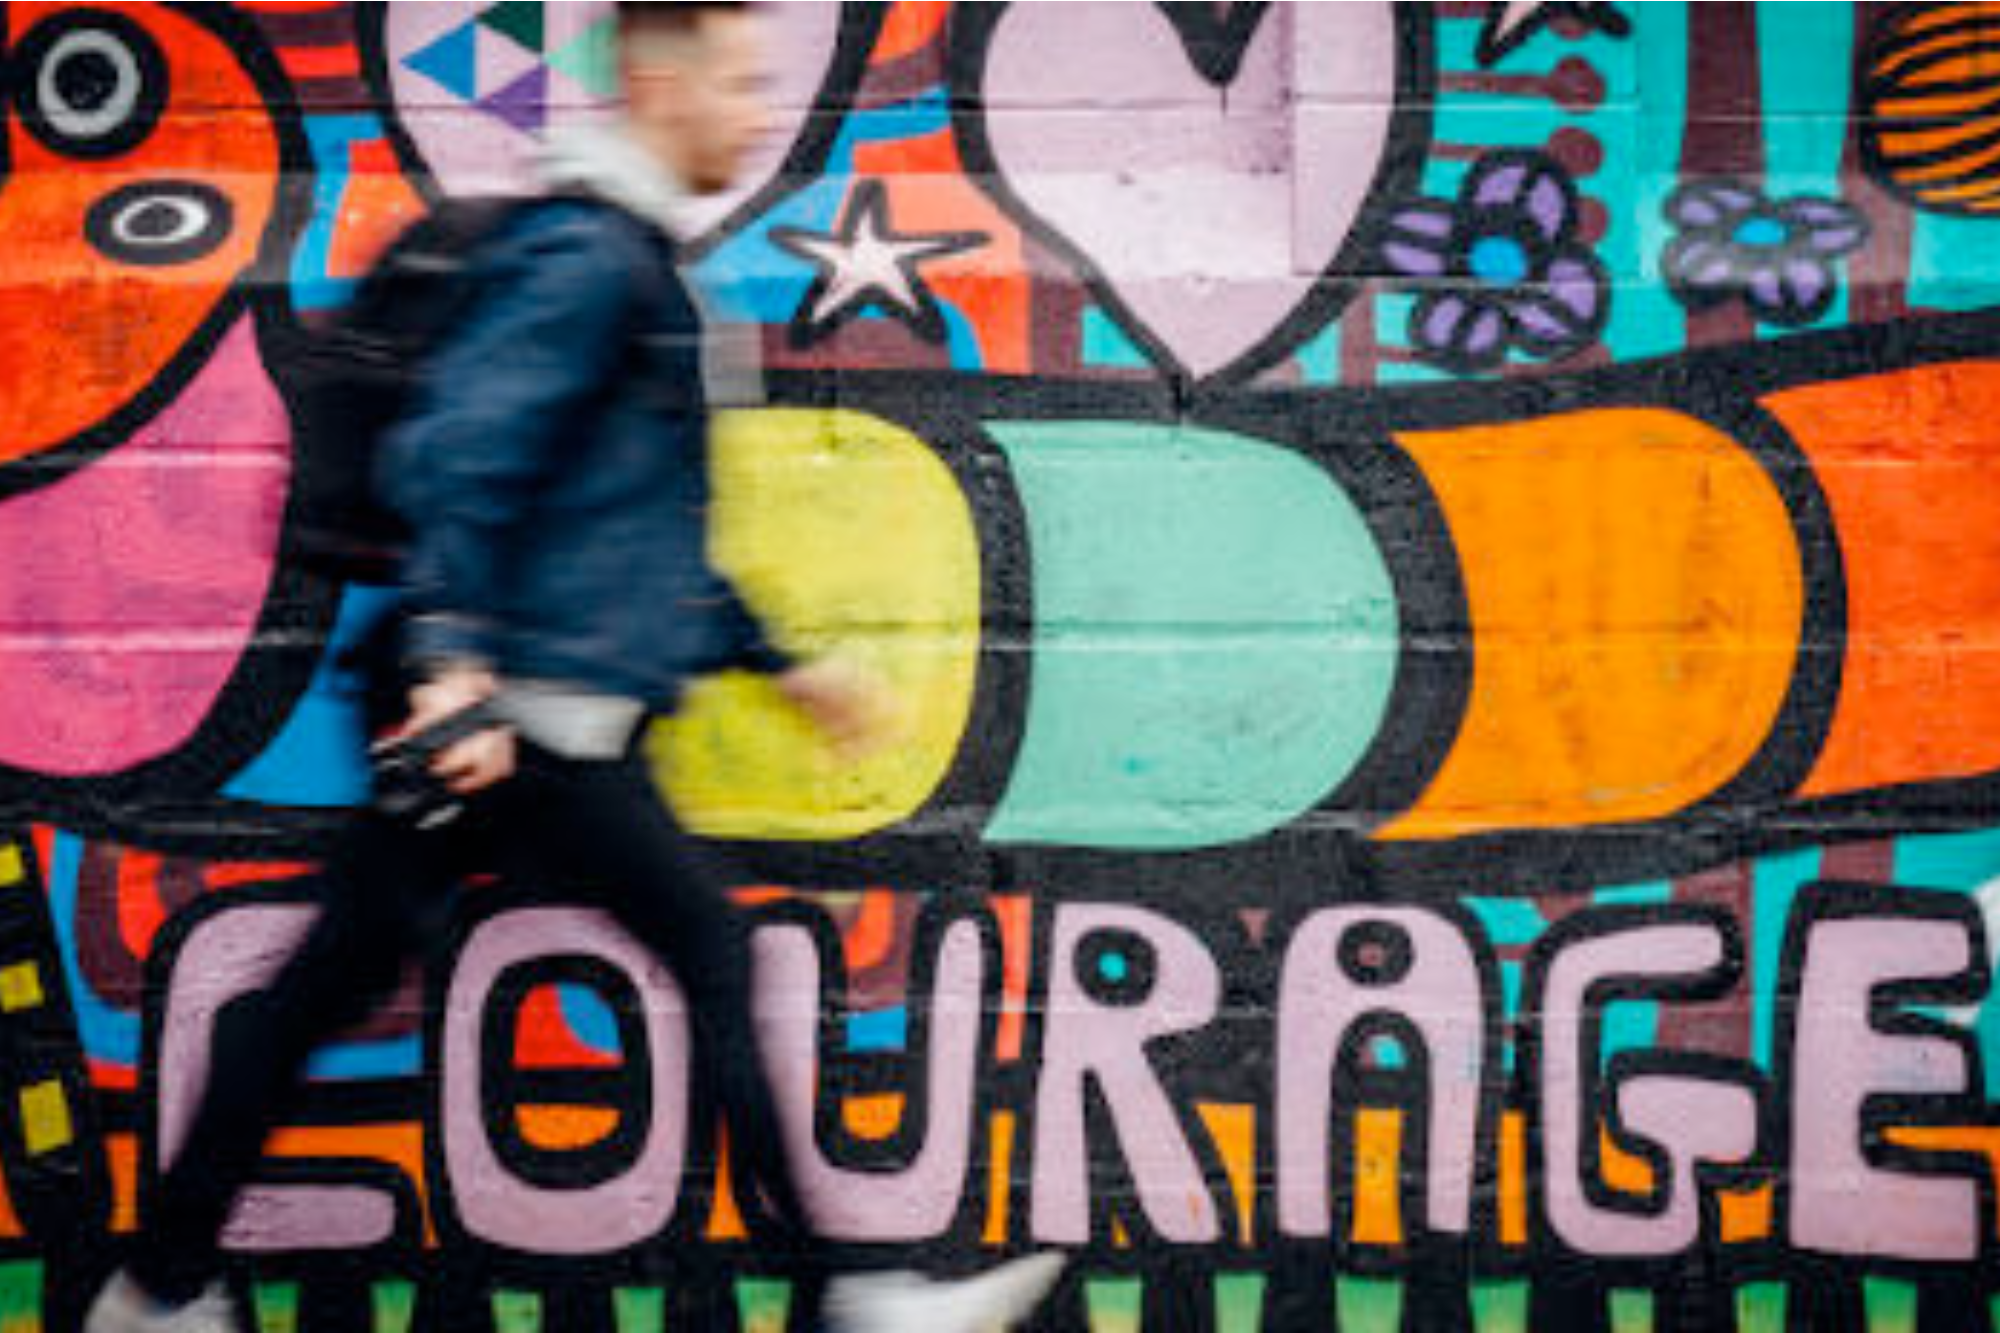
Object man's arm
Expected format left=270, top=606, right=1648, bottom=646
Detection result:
left=379, top=207, right=641, bottom=676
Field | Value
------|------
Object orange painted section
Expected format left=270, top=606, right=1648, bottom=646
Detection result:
left=1599, top=1126, right=1657, bottom=1195
left=991, top=895, right=1032, bottom=1063
left=707, top=1129, right=750, bottom=1243
left=1766, top=361, right=2000, bottom=797
left=513, top=986, right=619, bottom=1071
left=983, top=1110, right=1015, bottom=1246
left=105, top=1132, right=138, bottom=1235
left=203, top=862, right=314, bottom=890
left=265, top=1123, right=432, bottom=1245
left=325, top=146, right=428, bottom=282
left=0, top=1154, right=24, bottom=1238
left=1718, top=1183, right=1774, bottom=1244
left=1352, top=1107, right=1404, bottom=1247
left=1885, top=1124, right=2000, bottom=1238
left=116, top=852, right=167, bottom=962
left=1499, top=1111, right=1527, bottom=1247
left=515, top=1105, right=622, bottom=1153
left=843, top=1093, right=905, bottom=1142
left=0, top=5, right=279, bottom=462
left=875, top=3, right=951, bottom=62
left=1197, top=1102, right=1258, bottom=1247
left=842, top=890, right=899, bottom=974
left=1385, top=410, right=1805, bottom=839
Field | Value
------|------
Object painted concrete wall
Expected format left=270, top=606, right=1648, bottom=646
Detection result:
left=2, top=1, right=2000, bottom=1328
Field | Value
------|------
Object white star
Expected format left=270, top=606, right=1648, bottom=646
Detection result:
left=773, top=181, right=986, bottom=344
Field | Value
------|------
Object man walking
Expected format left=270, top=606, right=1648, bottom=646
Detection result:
left=86, top=5, right=1062, bottom=1330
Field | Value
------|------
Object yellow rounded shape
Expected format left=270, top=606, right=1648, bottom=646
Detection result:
left=650, top=408, right=982, bottom=840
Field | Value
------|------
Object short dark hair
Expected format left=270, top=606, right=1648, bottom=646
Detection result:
left=616, top=2, right=749, bottom=42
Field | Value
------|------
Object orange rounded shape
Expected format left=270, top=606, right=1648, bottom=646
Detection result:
left=1383, top=409, right=1805, bottom=840
left=1767, top=361, right=2000, bottom=797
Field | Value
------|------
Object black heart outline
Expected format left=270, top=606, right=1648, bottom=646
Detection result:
left=1157, top=2, right=1274, bottom=89
left=949, top=4, right=1438, bottom=387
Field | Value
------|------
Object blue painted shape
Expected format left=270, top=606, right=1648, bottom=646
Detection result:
left=557, top=982, right=622, bottom=1056
left=226, top=586, right=398, bottom=809
left=305, top=1033, right=421, bottom=1082
left=986, top=422, right=1399, bottom=850
left=294, top=116, right=381, bottom=313
left=1081, top=308, right=1152, bottom=370
left=846, top=1007, right=909, bottom=1054
left=404, top=21, right=481, bottom=103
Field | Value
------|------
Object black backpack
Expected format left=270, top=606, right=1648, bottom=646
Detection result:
left=289, top=192, right=611, bottom=585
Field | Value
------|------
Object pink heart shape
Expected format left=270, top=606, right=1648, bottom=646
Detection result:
left=965, top=3, right=1408, bottom=380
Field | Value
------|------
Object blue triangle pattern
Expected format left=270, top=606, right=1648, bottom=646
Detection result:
left=403, top=20, right=481, bottom=104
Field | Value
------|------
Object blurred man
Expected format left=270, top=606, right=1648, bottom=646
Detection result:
left=87, top=6, right=1061, bottom=1331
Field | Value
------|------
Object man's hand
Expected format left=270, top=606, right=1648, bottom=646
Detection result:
left=778, top=656, right=892, bottom=760
left=406, top=665, right=516, bottom=795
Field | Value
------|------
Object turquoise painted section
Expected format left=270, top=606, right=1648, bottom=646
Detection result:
left=986, top=422, right=1399, bottom=850
left=1753, top=847, right=1827, bottom=1069
left=1757, top=1, right=1854, bottom=333
left=1603, top=0, right=1693, bottom=362
left=1082, top=307, right=1155, bottom=371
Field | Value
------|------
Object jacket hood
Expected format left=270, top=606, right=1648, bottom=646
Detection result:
left=536, top=120, right=693, bottom=239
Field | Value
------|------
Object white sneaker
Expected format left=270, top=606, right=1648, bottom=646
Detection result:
left=84, top=1273, right=240, bottom=1333
left=825, top=1252, right=1067, bottom=1333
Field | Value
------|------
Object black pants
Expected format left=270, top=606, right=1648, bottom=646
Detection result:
left=130, top=744, right=823, bottom=1308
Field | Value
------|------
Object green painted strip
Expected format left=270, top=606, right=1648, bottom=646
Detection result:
left=1865, top=1278, right=1918, bottom=1333
left=1468, top=1280, right=1529, bottom=1333
left=250, top=1282, right=300, bottom=1333
left=0, top=1262, right=40, bottom=1333
left=614, top=1287, right=665, bottom=1333
left=1990, top=1293, right=2000, bottom=1332
left=1609, top=1289, right=1654, bottom=1333
left=734, top=1279, right=790, bottom=1333
left=1735, top=1282, right=1786, bottom=1333
left=988, top=421, right=1400, bottom=851
left=1215, top=1273, right=1265, bottom=1333
left=371, top=1281, right=416, bottom=1333
left=1337, top=1276, right=1405, bottom=1332
left=1085, top=1276, right=1144, bottom=1333
left=492, top=1289, right=542, bottom=1333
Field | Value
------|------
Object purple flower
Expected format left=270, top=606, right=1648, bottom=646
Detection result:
left=1381, top=150, right=1609, bottom=373
left=1663, top=181, right=1869, bottom=328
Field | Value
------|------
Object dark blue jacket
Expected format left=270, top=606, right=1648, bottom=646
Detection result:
left=378, top=199, right=790, bottom=707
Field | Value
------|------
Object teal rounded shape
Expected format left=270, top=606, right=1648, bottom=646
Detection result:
left=986, top=422, right=1399, bottom=851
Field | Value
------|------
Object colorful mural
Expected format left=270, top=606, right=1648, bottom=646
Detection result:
left=5, top=2, right=2000, bottom=1329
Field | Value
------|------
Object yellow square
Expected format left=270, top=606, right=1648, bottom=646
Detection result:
left=0, top=965, right=41, bottom=1014
left=0, top=846, right=24, bottom=888
left=19, top=1081, right=71, bottom=1156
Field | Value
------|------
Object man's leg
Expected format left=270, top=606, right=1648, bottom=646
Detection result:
left=125, top=810, right=474, bottom=1305
left=504, top=753, right=824, bottom=1288
left=506, top=748, right=1065, bottom=1332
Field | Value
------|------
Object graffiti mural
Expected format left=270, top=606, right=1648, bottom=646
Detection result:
left=3, top=1, right=2000, bottom=1329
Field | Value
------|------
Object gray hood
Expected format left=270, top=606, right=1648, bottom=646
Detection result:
left=536, top=119, right=694, bottom=239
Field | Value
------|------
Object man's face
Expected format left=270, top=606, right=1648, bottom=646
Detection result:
left=630, top=11, right=771, bottom=196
